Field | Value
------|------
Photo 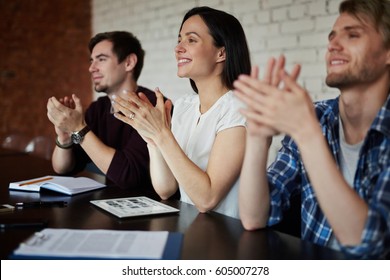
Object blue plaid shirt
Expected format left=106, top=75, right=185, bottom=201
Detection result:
left=267, top=95, right=390, bottom=258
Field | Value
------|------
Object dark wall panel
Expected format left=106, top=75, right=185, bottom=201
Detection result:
left=0, top=0, right=92, bottom=143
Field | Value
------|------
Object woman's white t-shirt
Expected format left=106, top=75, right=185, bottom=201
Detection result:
left=171, top=90, right=246, bottom=219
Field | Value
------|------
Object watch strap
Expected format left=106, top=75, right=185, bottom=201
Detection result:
left=55, top=137, right=73, bottom=149
left=77, top=125, right=90, bottom=136
left=71, top=125, right=91, bottom=144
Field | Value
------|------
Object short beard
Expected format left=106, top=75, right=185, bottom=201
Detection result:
left=325, top=73, right=352, bottom=88
left=94, top=85, right=109, bottom=93
left=325, top=67, right=376, bottom=89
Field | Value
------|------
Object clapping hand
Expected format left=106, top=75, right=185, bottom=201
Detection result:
left=112, top=88, right=173, bottom=146
left=234, top=55, right=302, bottom=138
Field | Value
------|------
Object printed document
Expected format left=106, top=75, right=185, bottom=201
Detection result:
left=13, top=228, right=169, bottom=259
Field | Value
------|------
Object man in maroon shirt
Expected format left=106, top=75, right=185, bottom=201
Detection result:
left=46, top=31, right=156, bottom=191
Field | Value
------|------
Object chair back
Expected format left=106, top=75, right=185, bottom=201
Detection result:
left=25, top=136, right=54, bottom=160
left=1, top=133, right=30, bottom=152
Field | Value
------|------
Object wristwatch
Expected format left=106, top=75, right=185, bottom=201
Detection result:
left=71, top=126, right=90, bottom=145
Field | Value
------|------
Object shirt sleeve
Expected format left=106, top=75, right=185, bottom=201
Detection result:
left=216, top=94, right=246, bottom=132
left=83, top=96, right=153, bottom=191
left=338, top=167, right=390, bottom=258
left=105, top=89, right=155, bottom=191
left=266, top=136, right=302, bottom=226
left=106, top=131, right=152, bottom=190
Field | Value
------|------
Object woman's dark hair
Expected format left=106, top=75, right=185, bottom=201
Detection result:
left=88, top=31, right=145, bottom=81
left=179, top=6, right=251, bottom=93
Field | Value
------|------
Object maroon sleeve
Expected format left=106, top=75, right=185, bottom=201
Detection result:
left=106, top=129, right=153, bottom=191
left=103, top=87, right=157, bottom=193
left=83, top=92, right=155, bottom=193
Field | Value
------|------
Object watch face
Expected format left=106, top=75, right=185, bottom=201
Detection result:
left=71, top=126, right=90, bottom=144
left=71, top=133, right=82, bottom=144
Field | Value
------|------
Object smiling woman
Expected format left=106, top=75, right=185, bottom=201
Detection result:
left=112, top=6, right=251, bottom=219
left=175, top=15, right=224, bottom=87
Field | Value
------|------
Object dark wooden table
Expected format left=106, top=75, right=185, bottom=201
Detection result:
left=0, top=152, right=348, bottom=259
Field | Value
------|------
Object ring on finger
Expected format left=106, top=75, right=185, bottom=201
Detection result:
left=129, top=112, right=135, bottom=120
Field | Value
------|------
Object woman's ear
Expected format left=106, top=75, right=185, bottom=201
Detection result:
left=216, top=47, right=226, bottom=63
left=125, top=53, right=138, bottom=71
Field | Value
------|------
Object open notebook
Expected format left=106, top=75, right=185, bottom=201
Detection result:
left=9, top=175, right=106, bottom=195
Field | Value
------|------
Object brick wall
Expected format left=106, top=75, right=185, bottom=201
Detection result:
left=92, top=0, right=343, bottom=163
left=0, top=0, right=92, bottom=145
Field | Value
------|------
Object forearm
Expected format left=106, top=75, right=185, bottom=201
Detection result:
left=155, top=128, right=241, bottom=212
left=294, top=123, right=368, bottom=245
left=239, top=134, right=271, bottom=230
left=52, top=145, right=76, bottom=174
left=148, top=144, right=178, bottom=199
left=156, top=130, right=214, bottom=210
left=80, top=132, right=115, bottom=174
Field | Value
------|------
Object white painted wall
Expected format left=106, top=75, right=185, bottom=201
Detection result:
left=92, top=0, right=344, bottom=163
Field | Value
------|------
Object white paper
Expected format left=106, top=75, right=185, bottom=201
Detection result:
left=13, top=228, right=169, bottom=259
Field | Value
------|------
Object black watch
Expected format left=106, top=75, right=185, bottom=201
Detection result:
left=71, top=126, right=90, bottom=145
